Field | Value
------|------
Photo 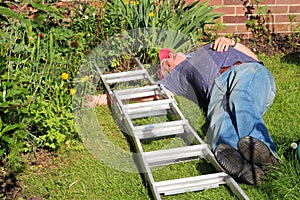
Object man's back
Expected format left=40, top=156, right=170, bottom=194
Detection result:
left=157, top=44, right=258, bottom=104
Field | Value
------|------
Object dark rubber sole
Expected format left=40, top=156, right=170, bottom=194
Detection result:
left=238, top=136, right=280, bottom=167
left=214, top=143, right=265, bottom=185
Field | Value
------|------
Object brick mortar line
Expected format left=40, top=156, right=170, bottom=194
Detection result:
left=220, top=4, right=300, bottom=6
left=224, top=22, right=297, bottom=24
left=224, top=22, right=298, bottom=26
left=223, top=14, right=300, bottom=16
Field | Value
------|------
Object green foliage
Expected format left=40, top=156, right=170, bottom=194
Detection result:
left=105, top=0, right=222, bottom=52
left=0, top=59, right=32, bottom=172
left=0, top=0, right=222, bottom=174
left=0, top=5, right=33, bottom=43
left=288, top=14, right=300, bottom=51
left=242, top=0, right=271, bottom=39
left=0, top=1, right=91, bottom=170
left=288, top=15, right=300, bottom=33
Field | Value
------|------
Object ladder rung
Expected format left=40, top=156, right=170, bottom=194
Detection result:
left=130, top=110, right=168, bottom=119
left=133, top=120, right=186, bottom=139
left=155, top=172, right=228, bottom=196
left=103, top=69, right=147, bottom=84
left=143, top=144, right=208, bottom=167
left=124, top=99, right=173, bottom=119
left=115, top=85, right=160, bottom=100
left=125, top=99, right=172, bottom=110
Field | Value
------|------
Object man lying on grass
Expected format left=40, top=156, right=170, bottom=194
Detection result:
left=87, top=37, right=280, bottom=185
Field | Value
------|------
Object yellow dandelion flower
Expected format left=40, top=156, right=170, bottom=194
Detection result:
left=124, top=0, right=129, bottom=5
left=133, top=0, right=139, bottom=6
left=80, top=75, right=89, bottom=83
left=149, top=12, right=154, bottom=17
left=70, top=88, right=76, bottom=95
left=65, top=140, right=71, bottom=147
left=61, top=72, right=69, bottom=80
left=99, top=2, right=105, bottom=9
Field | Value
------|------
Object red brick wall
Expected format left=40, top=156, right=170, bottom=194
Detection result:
left=186, top=0, right=300, bottom=38
left=61, top=0, right=299, bottom=38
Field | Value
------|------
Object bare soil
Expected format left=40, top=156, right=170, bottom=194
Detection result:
left=241, top=33, right=300, bottom=56
left=1, top=148, right=56, bottom=200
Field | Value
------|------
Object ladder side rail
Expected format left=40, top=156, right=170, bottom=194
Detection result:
left=93, top=61, right=148, bottom=150
left=111, top=96, right=162, bottom=200
left=113, top=90, right=162, bottom=200
left=158, top=84, right=187, bottom=119
left=134, top=57, right=155, bottom=85
left=112, top=94, right=162, bottom=199
left=184, top=123, right=206, bottom=144
left=184, top=123, right=226, bottom=172
left=225, top=177, right=251, bottom=200
left=183, top=113, right=250, bottom=200
left=105, top=57, right=165, bottom=200
left=157, top=84, right=208, bottom=146
left=94, top=62, right=126, bottom=121
left=94, top=62, right=113, bottom=96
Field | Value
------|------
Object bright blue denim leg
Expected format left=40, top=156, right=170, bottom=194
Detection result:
left=207, top=62, right=277, bottom=154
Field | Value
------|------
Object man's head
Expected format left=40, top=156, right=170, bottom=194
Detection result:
left=158, top=48, right=186, bottom=79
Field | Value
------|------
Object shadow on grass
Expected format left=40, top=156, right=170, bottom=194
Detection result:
left=281, top=52, right=300, bottom=65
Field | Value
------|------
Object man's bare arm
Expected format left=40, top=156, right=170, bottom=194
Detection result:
left=234, top=42, right=258, bottom=61
left=85, top=93, right=161, bottom=107
left=211, top=37, right=258, bottom=61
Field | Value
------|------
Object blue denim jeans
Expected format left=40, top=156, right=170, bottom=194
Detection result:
left=207, top=62, right=277, bottom=154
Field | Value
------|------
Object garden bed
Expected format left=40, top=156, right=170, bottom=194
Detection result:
left=241, top=33, right=300, bottom=56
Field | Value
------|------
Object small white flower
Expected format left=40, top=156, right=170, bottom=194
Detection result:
left=84, top=15, right=89, bottom=20
left=291, top=142, right=298, bottom=149
left=92, top=12, right=96, bottom=18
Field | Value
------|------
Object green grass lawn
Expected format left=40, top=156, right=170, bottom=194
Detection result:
left=18, top=53, right=300, bottom=200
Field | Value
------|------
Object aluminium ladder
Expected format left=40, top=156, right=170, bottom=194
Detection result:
left=94, top=57, right=249, bottom=200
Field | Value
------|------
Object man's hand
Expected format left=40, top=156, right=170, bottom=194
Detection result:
left=85, top=94, right=109, bottom=108
left=210, top=37, right=235, bottom=52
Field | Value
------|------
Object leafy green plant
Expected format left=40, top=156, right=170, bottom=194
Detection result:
left=0, top=62, right=33, bottom=172
left=288, top=14, right=300, bottom=51
left=105, top=0, right=221, bottom=51
left=87, top=0, right=222, bottom=82
left=242, top=0, right=271, bottom=40
left=0, top=1, right=91, bottom=170
left=0, top=5, right=34, bottom=43
left=0, top=0, right=222, bottom=175
left=0, top=10, right=36, bottom=171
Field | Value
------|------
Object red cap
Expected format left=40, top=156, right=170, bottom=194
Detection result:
left=158, top=48, right=173, bottom=63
